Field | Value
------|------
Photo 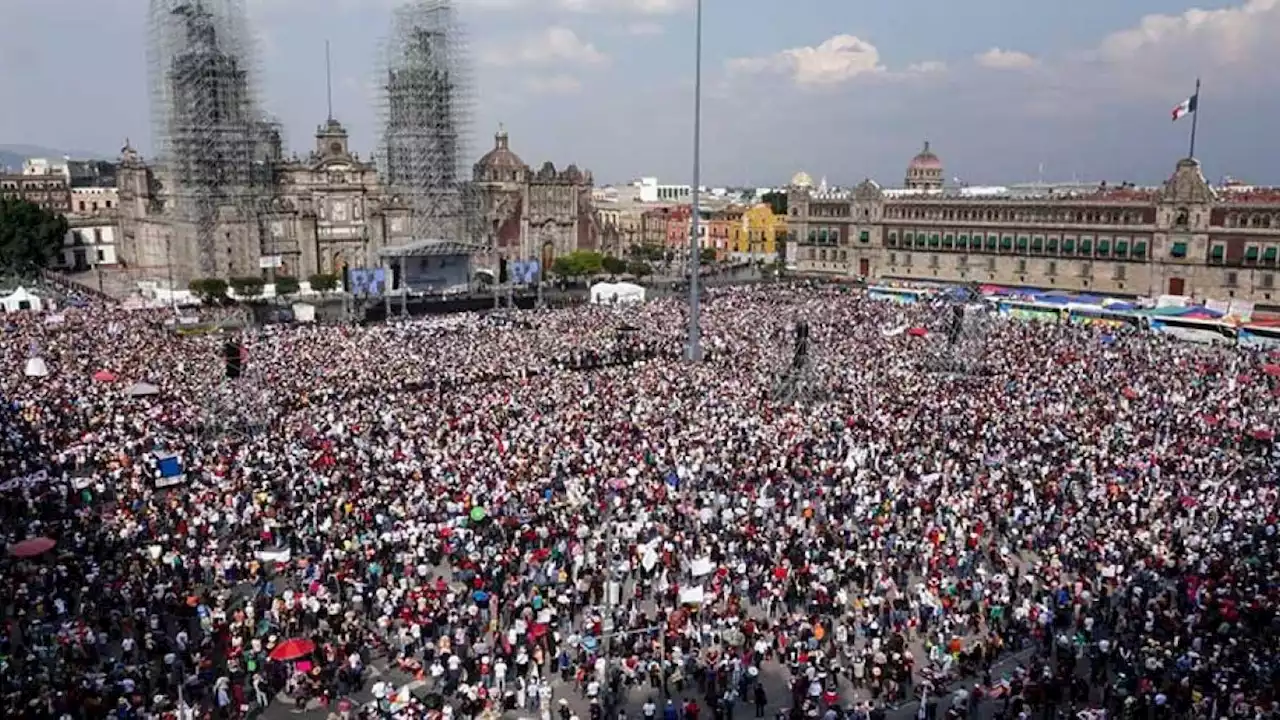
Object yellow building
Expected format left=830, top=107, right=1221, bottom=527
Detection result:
left=730, top=203, right=785, bottom=260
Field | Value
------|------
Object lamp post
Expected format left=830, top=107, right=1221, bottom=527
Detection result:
left=685, top=0, right=704, bottom=362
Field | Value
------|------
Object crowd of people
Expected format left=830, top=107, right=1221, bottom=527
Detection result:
left=0, top=284, right=1276, bottom=720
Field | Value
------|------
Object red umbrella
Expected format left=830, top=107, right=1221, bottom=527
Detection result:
left=92, top=369, right=117, bottom=382
left=1249, top=428, right=1275, bottom=441
left=907, top=327, right=928, bottom=337
left=269, top=637, right=316, bottom=662
left=1263, top=364, right=1280, bottom=377
left=8, top=536, right=56, bottom=558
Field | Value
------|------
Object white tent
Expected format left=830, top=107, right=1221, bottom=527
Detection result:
left=589, top=281, right=645, bottom=305
left=24, top=357, right=49, bottom=378
left=292, top=303, right=316, bottom=323
left=1, top=287, right=43, bottom=313
left=125, top=381, right=161, bottom=397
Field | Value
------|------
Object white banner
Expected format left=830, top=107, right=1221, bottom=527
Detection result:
left=0, top=469, right=50, bottom=492
left=254, top=548, right=292, bottom=563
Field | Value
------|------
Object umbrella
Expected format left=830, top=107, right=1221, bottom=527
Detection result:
left=9, top=536, right=56, bottom=558
left=907, top=327, right=928, bottom=337
left=1263, top=364, right=1280, bottom=377
left=92, top=369, right=117, bottom=382
left=269, top=637, right=316, bottom=662
left=469, top=506, right=486, bottom=522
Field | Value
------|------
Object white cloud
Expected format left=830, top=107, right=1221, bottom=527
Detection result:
left=555, top=0, right=691, bottom=13
left=905, top=60, right=947, bottom=75
left=726, top=35, right=885, bottom=87
left=483, top=27, right=608, bottom=67
left=974, top=48, right=1039, bottom=70
left=525, top=74, right=583, bottom=94
left=626, top=22, right=665, bottom=36
left=1093, top=0, right=1279, bottom=65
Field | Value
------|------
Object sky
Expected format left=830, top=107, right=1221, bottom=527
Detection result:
left=2, top=0, right=1278, bottom=187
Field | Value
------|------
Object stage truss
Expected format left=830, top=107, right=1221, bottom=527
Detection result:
left=772, top=320, right=828, bottom=404
left=923, top=292, right=994, bottom=377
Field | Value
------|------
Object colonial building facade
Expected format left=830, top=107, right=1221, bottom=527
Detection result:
left=471, top=127, right=597, bottom=274
left=787, top=149, right=1280, bottom=304
left=114, top=121, right=596, bottom=286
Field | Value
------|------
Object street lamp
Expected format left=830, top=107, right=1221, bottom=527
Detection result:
left=685, top=0, right=704, bottom=362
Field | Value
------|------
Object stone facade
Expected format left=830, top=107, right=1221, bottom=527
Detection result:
left=787, top=154, right=1280, bottom=304
left=471, top=127, right=596, bottom=274
left=116, top=121, right=596, bottom=286
left=116, top=118, right=414, bottom=285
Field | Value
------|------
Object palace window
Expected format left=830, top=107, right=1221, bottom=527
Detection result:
left=1132, top=240, right=1147, bottom=258
left=1032, top=236, right=1044, bottom=252
left=1115, top=240, right=1129, bottom=256
left=1047, top=261, right=1057, bottom=276
left=1210, top=245, right=1225, bottom=263
left=1245, top=246, right=1259, bottom=263
left=985, top=236, right=997, bottom=251
left=1225, top=271, right=1238, bottom=287
left=1097, top=239, right=1111, bottom=255
left=1017, top=236, right=1028, bottom=251
left=1264, top=247, right=1278, bottom=264
left=1171, top=242, right=1188, bottom=258
left=1114, top=264, right=1126, bottom=281
left=1079, top=238, right=1093, bottom=254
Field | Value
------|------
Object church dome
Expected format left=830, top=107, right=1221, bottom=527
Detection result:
left=908, top=141, right=942, bottom=171
left=475, top=126, right=526, bottom=179
left=790, top=171, right=814, bottom=188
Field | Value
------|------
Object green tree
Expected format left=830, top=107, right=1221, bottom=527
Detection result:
left=761, top=191, right=788, bottom=216
left=0, top=197, right=68, bottom=276
left=188, top=278, right=228, bottom=303
left=274, top=275, right=300, bottom=297
left=229, top=276, right=265, bottom=299
left=308, top=273, right=338, bottom=293
left=627, top=261, right=653, bottom=278
left=601, top=255, right=627, bottom=275
left=551, top=250, right=604, bottom=278
left=699, top=247, right=718, bottom=263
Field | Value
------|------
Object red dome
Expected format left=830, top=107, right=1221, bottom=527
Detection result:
left=908, top=141, right=942, bottom=170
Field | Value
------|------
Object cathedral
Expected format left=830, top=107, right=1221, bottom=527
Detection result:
left=471, top=126, right=598, bottom=273
left=114, top=121, right=596, bottom=287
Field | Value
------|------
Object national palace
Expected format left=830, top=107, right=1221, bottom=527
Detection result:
left=786, top=143, right=1280, bottom=304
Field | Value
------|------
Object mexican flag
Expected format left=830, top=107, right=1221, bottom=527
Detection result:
left=1172, top=93, right=1198, bottom=122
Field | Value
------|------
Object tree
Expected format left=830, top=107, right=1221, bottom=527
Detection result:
left=229, top=276, right=265, bottom=299
left=761, top=191, right=788, bottom=217
left=189, top=278, right=228, bottom=304
left=627, top=261, right=653, bottom=278
left=274, top=275, right=300, bottom=297
left=699, top=247, right=717, bottom=263
left=308, top=273, right=338, bottom=293
left=551, top=250, right=604, bottom=278
left=0, top=197, right=68, bottom=276
left=601, top=255, right=627, bottom=275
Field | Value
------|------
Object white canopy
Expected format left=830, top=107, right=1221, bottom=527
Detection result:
left=24, top=357, right=49, bottom=378
left=125, top=381, right=161, bottom=397
left=1, top=287, right=43, bottom=313
left=589, top=281, right=645, bottom=306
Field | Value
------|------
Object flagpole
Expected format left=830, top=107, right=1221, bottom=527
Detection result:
left=1188, top=77, right=1201, bottom=159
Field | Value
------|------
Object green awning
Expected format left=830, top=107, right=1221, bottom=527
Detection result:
left=1063, top=238, right=1076, bottom=251
left=829, top=229, right=840, bottom=242
left=985, top=237, right=997, bottom=250
left=808, top=230, right=817, bottom=242
left=1132, top=241, right=1146, bottom=257
left=859, top=230, right=869, bottom=242
left=1115, top=240, right=1128, bottom=255
left=904, top=233, right=914, bottom=243
left=1017, top=237, right=1028, bottom=250
left=958, top=235, right=969, bottom=248
left=943, top=234, right=954, bottom=248
left=916, top=235, right=927, bottom=247
left=1265, top=247, right=1278, bottom=262
left=1000, top=237, right=1013, bottom=249
left=1032, top=237, right=1044, bottom=251
left=1080, top=239, right=1093, bottom=253
left=887, top=233, right=898, bottom=245
left=1171, top=242, right=1187, bottom=257
left=1246, top=246, right=1259, bottom=260
left=818, top=229, right=828, bottom=241
left=1098, top=240, right=1111, bottom=254
left=1047, top=238, right=1059, bottom=252
left=929, top=234, right=940, bottom=247
left=1210, top=245, right=1224, bottom=260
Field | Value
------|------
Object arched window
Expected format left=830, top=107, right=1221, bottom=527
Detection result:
left=1175, top=207, right=1190, bottom=228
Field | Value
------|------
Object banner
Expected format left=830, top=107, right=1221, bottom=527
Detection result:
left=0, top=469, right=50, bottom=492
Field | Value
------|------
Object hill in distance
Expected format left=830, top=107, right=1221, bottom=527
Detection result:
left=0, top=144, right=112, bottom=173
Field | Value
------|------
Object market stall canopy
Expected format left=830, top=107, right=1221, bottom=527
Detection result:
left=92, top=369, right=117, bottom=382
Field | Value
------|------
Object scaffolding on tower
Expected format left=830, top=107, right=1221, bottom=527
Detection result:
left=378, top=0, right=483, bottom=250
left=147, top=0, right=280, bottom=279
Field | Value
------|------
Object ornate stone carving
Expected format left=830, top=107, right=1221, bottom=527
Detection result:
left=1159, top=158, right=1216, bottom=204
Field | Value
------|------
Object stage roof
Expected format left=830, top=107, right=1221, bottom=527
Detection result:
left=378, top=239, right=482, bottom=258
